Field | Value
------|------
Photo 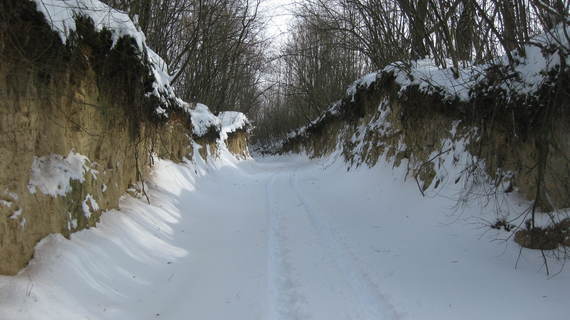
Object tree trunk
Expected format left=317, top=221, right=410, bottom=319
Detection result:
left=397, top=0, right=429, bottom=59
left=456, top=0, right=474, bottom=62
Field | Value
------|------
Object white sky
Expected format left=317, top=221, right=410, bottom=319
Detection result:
left=259, top=0, right=297, bottom=50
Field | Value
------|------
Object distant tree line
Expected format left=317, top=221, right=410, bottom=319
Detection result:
left=252, top=15, right=368, bottom=144
left=251, top=0, right=568, bottom=145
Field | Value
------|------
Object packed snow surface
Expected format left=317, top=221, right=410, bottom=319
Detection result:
left=1, top=150, right=569, bottom=319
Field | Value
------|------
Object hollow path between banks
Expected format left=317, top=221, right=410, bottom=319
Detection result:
left=1, top=155, right=568, bottom=320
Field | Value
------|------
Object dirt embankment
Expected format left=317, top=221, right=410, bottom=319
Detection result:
left=280, top=65, right=569, bottom=249
left=0, top=1, right=249, bottom=275
left=226, top=130, right=250, bottom=159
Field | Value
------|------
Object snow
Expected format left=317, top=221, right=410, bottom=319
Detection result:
left=282, top=100, right=343, bottom=144
left=9, top=209, right=23, bottom=220
left=384, top=59, right=479, bottom=102
left=154, top=105, right=167, bottom=117
left=286, top=23, right=569, bottom=144
left=507, top=23, right=570, bottom=95
left=32, top=0, right=180, bottom=117
left=384, top=24, right=570, bottom=102
left=184, top=103, right=221, bottom=137
left=0, top=200, right=12, bottom=208
left=81, top=194, right=99, bottom=219
left=2, top=7, right=569, bottom=315
left=346, top=71, right=379, bottom=100
left=145, top=48, right=179, bottom=115
left=28, top=151, right=91, bottom=197
left=218, top=111, right=250, bottom=140
left=3, top=190, right=19, bottom=201
left=67, top=212, right=78, bottom=230
left=1, top=149, right=569, bottom=319
left=347, top=23, right=570, bottom=106
left=32, top=0, right=144, bottom=49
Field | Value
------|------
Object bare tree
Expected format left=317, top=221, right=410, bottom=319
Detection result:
left=101, top=0, right=267, bottom=113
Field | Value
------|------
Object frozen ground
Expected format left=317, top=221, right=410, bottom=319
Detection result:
left=1, top=152, right=569, bottom=319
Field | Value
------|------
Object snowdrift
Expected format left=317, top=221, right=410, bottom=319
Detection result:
left=1, top=151, right=569, bottom=319
left=0, top=0, right=250, bottom=275
left=0, top=137, right=251, bottom=319
left=279, top=24, right=570, bottom=251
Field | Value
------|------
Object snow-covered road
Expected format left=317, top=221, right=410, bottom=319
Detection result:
left=1, top=154, right=569, bottom=319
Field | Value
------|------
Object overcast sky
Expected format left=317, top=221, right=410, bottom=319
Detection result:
left=259, top=0, right=297, bottom=50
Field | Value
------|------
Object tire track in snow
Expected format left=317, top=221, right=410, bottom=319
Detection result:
left=265, top=172, right=310, bottom=320
left=289, top=169, right=403, bottom=320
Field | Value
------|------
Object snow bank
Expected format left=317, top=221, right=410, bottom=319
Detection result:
left=283, top=100, right=342, bottom=143
left=284, top=23, right=569, bottom=145
left=219, top=111, right=250, bottom=140
left=1, top=152, right=569, bottom=319
left=384, top=23, right=569, bottom=102
left=31, top=0, right=253, bottom=134
left=384, top=59, right=479, bottom=102
left=179, top=102, right=251, bottom=140
left=346, top=71, right=378, bottom=100
left=182, top=103, right=221, bottom=137
left=28, top=151, right=92, bottom=197
left=505, top=22, right=569, bottom=95
left=0, top=142, right=248, bottom=319
left=144, top=49, right=180, bottom=116
left=32, top=0, right=180, bottom=117
left=33, top=0, right=143, bottom=48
